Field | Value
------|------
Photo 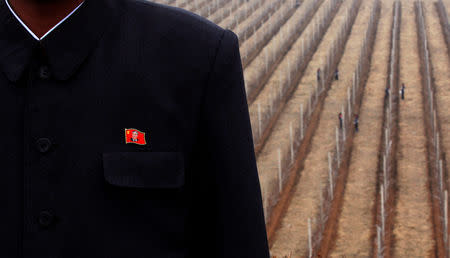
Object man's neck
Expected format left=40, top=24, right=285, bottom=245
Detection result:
left=8, top=0, right=84, bottom=39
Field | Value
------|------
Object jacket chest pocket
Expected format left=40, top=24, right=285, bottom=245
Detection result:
left=102, top=152, right=185, bottom=189
left=100, top=151, right=187, bottom=252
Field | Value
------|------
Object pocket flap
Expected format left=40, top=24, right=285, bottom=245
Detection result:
left=102, top=152, right=185, bottom=188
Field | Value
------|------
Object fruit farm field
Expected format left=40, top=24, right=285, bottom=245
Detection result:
left=153, top=0, right=450, bottom=256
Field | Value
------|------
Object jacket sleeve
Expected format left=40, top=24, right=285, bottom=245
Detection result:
left=189, top=29, right=270, bottom=257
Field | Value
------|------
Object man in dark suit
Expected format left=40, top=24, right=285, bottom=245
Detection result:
left=0, top=0, right=270, bottom=257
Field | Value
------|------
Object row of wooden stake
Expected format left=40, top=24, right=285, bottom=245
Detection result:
left=241, top=0, right=300, bottom=67
left=435, top=0, right=450, bottom=59
left=259, top=0, right=350, bottom=225
left=375, top=1, right=401, bottom=257
left=206, top=0, right=243, bottom=23
left=416, top=1, right=449, bottom=257
left=307, top=0, right=380, bottom=256
left=251, top=0, right=341, bottom=147
left=245, top=0, right=324, bottom=99
left=236, top=0, right=287, bottom=43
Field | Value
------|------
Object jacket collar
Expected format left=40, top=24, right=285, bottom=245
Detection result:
left=0, top=0, right=121, bottom=82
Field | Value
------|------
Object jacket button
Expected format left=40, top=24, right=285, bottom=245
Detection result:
left=38, top=210, right=54, bottom=227
left=36, top=138, right=52, bottom=153
left=38, top=65, right=51, bottom=79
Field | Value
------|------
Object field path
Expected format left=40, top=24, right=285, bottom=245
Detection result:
left=424, top=0, right=450, bottom=196
left=268, top=0, right=374, bottom=255
left=328, top=0, right=392, bottom=256
left=392, top=1, right=435, bottom=256
left=259, top=0, right=349, bottom=236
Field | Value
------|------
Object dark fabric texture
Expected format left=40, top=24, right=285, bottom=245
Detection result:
left=103, top=152, right=185, bottom=188
left=0, top=0, right=270, bottom=257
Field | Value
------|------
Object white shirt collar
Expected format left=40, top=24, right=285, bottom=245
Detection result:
left=4, top=0, right=84, bottom=41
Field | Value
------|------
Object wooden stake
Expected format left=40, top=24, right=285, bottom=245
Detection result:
left=328, top=152, right=333, bottom=180
left=278, top=148, right=282, bottom=193
left=265, top=48, right=269, bottom=72
left=385, top=128, right=389, bottom=155
left=329, top=153, right=334, bottom=198
left=308, top=95, right=312, bottom=116
left=342, top=106, right=346, bottom=142
left=347, top=88, right=351, bottom=119
left=308, top=218, right=312, bottom=258
left=439, top=160, right=444, bottom=194
left=381, top=184, right=385, bottom=237
left=377, top=225, right=382, bottom=257
left=290, top=122, right=294, bottom=164
left=445, top=190, right=448, bottom=247
left=301, top=104, right=304, bottom=139
left=383, top=155, right=388, bottom=201
left=336, top=127, right=340, bottom=165
left=258, top=103, right=262, bottom=139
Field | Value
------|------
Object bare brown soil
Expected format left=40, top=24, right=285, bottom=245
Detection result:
left=392, top=1, right=435, bottom=256
left=259, top=0, right=353, bottom=241
left=269, top=0, right=372, bottom=256
left=208, top=0, right=246, bottom=24
left=250, top=0, right=342, bottom=155
left=241, top=0, right=298, bottom=67
left=328, top=1, right=392, bottom=256
left=426, top=0, right=450, bottom=210
left=158, top=1, right=448, bottom=256
left=265, top=82, right=329, bottom=247
left=244, top=0, right=322, bottom=104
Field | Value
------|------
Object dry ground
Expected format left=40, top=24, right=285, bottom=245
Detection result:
left=240, top=0, right=298, bottom=67
left=269, top=0, right=374, bottom=255
left=234, top=0, right=285, bottom=43
left=243, top=0, right=314, bottom=96
left=392, top=0, right=435, bottom=256
left=256, top=0, right=346, bottom=230
left=218, top=0, right=260, bottom=29
left=247, top=0, right=330, bottom=144
left=424, top=0, right=450, bottom=198
left=329, top=0, right=393, bottom=256
left=154, top=0, right=448, bottom=256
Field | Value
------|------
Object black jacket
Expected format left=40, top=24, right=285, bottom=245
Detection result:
left=0, top=0, right=270, bottom=257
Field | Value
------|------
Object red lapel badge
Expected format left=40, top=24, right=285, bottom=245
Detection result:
left=124, top=128, right=147, bottom=145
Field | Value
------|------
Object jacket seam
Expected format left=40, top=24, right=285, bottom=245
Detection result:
left=191, top=28, right=227, bottom=159
left=201, top=28, right=228, bottom=108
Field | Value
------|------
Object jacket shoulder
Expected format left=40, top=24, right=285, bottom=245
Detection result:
left=122, top=0, right=228, bottom=48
